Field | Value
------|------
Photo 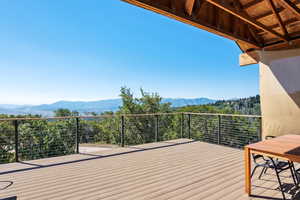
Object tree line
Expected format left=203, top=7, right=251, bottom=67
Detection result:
left=0, top=88, right=261, bottom=164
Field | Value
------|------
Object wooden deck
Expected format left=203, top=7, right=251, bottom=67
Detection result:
left=0, top=139, right=299, bottom=200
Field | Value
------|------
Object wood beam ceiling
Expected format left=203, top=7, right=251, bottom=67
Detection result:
left=253, top=6, right=283, bottom=20
left=277, top=0, right=300, bottom=20
left=243, top=0, right=264, bottom=9
left=266, top=0, right=289, bottom=37
left=233, top=1, right=263, bottom=44
left=184, top=0, right=196, bottom=16
left=205, top=0, right=288, bottom=42
left=242, top=1, right=300, bottom=26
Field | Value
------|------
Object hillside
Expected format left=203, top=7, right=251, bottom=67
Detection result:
left=176, top=95, right=260, bottom=115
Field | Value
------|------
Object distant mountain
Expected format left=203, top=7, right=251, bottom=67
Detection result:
left=162, top=98, right=216, bottom=107
left=0, top=98, right=216, bottom=116
left=0, top=104, right=28, bottom=109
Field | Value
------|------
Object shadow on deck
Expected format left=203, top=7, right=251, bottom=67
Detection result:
left=0, top=139, right=299, bottom=200
left=0, top=139, right=195, bottom=176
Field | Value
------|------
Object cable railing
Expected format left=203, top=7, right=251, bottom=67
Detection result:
left=0, top=112, right=261, bottom=164
left=186, top=113, right=261, bottom=148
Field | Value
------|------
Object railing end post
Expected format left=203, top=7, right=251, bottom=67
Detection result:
left=259, top=116, right=263, bottom=141
left=181, top=113, right=184, bottom=138
left=155, top=115, right=159, bottom=142
left=121, top=115, right=125, bottom=147
left=218, top=115, right=221, bottom=145
left=75, top=117, right=80, bottom=154
left=14, top=120, right=19, bottom=162
left=188, top=114, right=191, bottom=139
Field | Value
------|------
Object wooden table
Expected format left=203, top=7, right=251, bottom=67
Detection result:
left=245, top=135, right=300, bottom=195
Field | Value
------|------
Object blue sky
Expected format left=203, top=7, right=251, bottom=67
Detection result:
left=0, top=0, right=259, bottom=105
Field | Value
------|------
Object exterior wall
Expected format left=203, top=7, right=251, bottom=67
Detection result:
left=259, top=49, right=300, bottom=139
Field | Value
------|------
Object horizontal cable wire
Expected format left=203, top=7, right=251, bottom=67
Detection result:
left=0, top=113, right=261, bottom=164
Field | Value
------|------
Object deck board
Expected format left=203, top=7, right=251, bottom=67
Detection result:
left=0, top=139, right=299, bottom=200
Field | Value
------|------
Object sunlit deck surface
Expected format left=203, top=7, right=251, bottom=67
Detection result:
left=0, top=139, right=299, bottom=200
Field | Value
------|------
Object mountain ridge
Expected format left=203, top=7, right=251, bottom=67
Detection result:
left=0, top=98, right=216, bottom=116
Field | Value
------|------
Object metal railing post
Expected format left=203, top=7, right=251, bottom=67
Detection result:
left=155, top=115, right=159, bottom=142
left=188, top=114, right=191, bottom=139
left=259, top=117, right=263, bottom=141
left=180, top=113, right=184, bottom=138
left=205, top=118, right=208, bottom=136
left=75, top=117, right=80, bottom=154
left=14, top=120, right=19, bottom=162
left=218, top=115, right=221, bottom=145
left=121, top=115, right=125, bottom=147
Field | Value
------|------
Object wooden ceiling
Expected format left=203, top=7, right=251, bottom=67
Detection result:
left=122, top=0, right=300, bottom=53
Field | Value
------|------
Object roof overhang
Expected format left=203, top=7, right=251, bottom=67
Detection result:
left=122, top=0, right=300, bottom=55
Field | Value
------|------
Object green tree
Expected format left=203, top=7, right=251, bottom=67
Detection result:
left=118, top=87, right=179, bottom=145
left=54, top=109, right=79, bottom=117
left=119, top=87, right=171, bottom=114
